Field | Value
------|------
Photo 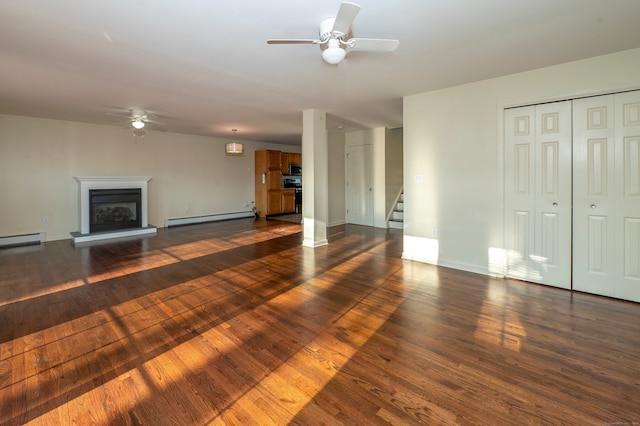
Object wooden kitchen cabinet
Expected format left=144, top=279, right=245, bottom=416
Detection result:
left=267, top=190, right=282, bottom=214
left=255, top=150, right=300, bottom=217
left=280, top=152, right=302, bottom=175
left=266, top=150, right=281, bottom=170
left=281, top=189, right=295, bottom=213
left=255, top=150, right=281, bottom=216
left=289, top=153, right=302, bottom=166
left=280, top=152, right=290, bottom=174
left=266, top=171, right=280, bottom=189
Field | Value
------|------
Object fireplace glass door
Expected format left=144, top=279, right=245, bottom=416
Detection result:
left=89, top=188, right=142, bottom=233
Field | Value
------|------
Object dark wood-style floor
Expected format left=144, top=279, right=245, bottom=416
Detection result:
left=1, top=218, right=639, bottom=425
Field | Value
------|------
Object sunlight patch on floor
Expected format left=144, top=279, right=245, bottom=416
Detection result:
left=0, top=278, right=86, bottom=307
left=24, top=233, right=400, bottom=424
left=473, top=286, right=527, bottom=352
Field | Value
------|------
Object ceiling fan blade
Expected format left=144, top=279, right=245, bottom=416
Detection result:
left=267, top=39, right=318, bottom=45
left=332, top=2, right=361, bottom=35
left=348, top=38, right=399, bottom=52
left=105, top=112, right=133, bottom=118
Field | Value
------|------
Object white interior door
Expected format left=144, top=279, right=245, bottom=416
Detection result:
left=504, top=106, right=536, bottom=281
left=614, top=91, right=640, bottom=302
left=346, top=145, right=374, bottom=226
left=573, top=94, right=616, bottom=296
left=504, top=101, right=572, bottom=288
left=534, top=101, right=572, bottom=288
left=574, top=91, right=640, bottom=302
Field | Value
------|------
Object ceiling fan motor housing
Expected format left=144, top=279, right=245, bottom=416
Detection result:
left=320, top=18, right=343, bottom=41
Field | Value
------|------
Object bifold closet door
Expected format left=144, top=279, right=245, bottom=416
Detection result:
left=573, top=91, right=640, bottom=302
left=504, top=101, right=572, bottom=288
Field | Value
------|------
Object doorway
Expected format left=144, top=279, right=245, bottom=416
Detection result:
left=346, top=145, right=374, bottom=226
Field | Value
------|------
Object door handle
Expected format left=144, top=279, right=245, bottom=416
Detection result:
left=590, top=204, right=596, bottom=209
left=552, top=202, right=558, bottom=207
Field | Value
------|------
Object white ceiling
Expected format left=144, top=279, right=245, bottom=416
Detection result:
left=1, top=1, right=640, bottom=146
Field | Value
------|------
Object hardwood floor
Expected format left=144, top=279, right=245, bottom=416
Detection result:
left=1, top=219, right=639, bottom=425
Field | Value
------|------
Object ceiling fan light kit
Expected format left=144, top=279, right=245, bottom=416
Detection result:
left=322, top=39, right=346, bottom=65
left=129, top=109, right=149, bottom=129
left=131, top=119, right=145, bottom=129
left=267, top=2, right=399, bottom=66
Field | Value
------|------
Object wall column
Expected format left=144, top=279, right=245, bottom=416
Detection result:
left=302, top=109, right=328, bottom=247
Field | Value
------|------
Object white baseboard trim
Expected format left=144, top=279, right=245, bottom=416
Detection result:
left=164, top=211, right=255, bottom=228
left=402, top=234, right=500, bottom=278
left=302, top=238, right=329, bottom=248
left=434, top=258, right=495, bottom=277
left=401, top=254, right=496, bottom=278
left=0, top=232, right=45, bottom=248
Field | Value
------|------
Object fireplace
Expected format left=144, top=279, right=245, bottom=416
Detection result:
left=90, top=188, right=142, bottom=233
left=72, top=176, right=156, bottom=243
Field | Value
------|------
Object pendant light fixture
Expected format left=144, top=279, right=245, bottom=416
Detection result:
left=225, top=129, right=244, bottom=155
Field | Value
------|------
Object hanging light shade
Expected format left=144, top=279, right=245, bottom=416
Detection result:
left=225, top=129, right=243, bottom=155
left=225, top=141, right=243, bottom=154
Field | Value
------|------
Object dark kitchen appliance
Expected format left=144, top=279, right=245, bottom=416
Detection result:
left=282, top=176, right=302, bottom=214
left=289, top=163, right=302, bottom=175
left=294, top=188, right=302, bottom=214
left=282, top=176, right=301, bottom=189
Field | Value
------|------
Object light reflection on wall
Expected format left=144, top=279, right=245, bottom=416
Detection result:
left=488, top=247, right=545, bottom=281
left=402, top=235, right=439, bottom=265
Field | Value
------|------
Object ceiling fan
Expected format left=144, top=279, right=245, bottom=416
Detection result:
left=267, top=2, right=399, bottom=65
left=106, top=108, right=164, bottom=135
left=128, top=109, right=151, bottom=130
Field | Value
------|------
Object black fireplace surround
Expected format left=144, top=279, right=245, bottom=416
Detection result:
left=89, top=188, right=142, bottom=233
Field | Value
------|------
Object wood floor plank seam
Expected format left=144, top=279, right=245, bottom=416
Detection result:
left=0, top=220, right=639, bottom=425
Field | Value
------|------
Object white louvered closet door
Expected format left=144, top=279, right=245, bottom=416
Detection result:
left=504, top=101, right=572, bottom=288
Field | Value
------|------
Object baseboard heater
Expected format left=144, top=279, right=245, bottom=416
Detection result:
left=164, top=211, right=255, bottom=228
left=0, top=232, right=45, bottom=248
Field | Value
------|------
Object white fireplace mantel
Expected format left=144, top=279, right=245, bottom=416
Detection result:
left=73, top=176, right=154, bottom=241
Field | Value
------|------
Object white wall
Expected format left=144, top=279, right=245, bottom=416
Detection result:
left=327, top=130, right=346, bottom=227
left=403, top=47, right=640, bottom=275
left=0, top=115, right=298, bottom=241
